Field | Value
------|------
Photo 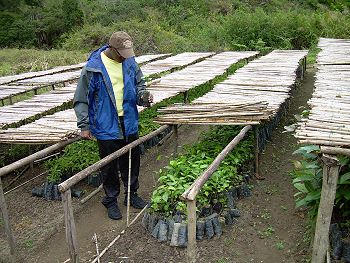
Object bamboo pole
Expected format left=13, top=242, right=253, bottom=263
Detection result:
left=58, top=125, right=169, bottom=193
left=182, top=125, right=252, bottom=201
left=0, top=137, right=80, bottom=178
left=311, top=154, right=340, bottom=263
left=62, top=189, right=79, bottom=263
left=0, top=177, right=16, bottom=260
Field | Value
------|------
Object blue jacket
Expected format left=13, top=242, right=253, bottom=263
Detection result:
left=73, top=45, right=147, bottom=140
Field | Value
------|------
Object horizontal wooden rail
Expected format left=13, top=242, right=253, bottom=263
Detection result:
left=0, top=137, right=80, bottom=177
left=182, top=125, right=252, bottom=201
left=321, top=146, right=350, bottom=157
left=58, top=125, right=169, bottom=193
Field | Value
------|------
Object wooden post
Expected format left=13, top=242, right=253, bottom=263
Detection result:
left=62, top=189, right=79, bottom=263
left=0, top=177, right=16, bottom=259
left=187, top=200, right=197, bottom=263
left=9, top=95, right=13, bottom=105
left=311, top=154, right=340, bottom=263
left=174, top=125, right=178, bottom=156
left=126, top=149, right=132, bottom=227
left=254, top=126, right=264, bottom=180
left=183, top=91, right=189, bottom=104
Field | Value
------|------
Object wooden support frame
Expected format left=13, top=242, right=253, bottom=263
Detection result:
left=311, top=154, right=340, bottom=263
left=0, top=137, right=79, bottom=178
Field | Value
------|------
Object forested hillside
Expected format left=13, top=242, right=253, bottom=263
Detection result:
left=1, top=0, right=349, bottom=75
left=1, top=0, right=350, bottom=53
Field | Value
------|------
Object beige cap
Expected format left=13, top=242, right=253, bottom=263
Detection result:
left=109, top=31, right=135, bottom=58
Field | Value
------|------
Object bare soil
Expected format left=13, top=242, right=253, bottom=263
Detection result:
left=0, top=67, right=315, bottom=263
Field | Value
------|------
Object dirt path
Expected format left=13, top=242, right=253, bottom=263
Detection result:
left=1, top=67, right=315, bottom=263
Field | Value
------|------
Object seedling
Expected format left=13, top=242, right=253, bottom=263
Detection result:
left=275, top=241, right=285, bottom=250
left=24, top=239, right=34, bottom=248
left=260, top=209, right=271, bottom=219
left=258, top=226, right=275, bottom=238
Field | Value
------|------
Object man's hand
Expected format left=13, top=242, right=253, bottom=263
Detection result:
left=141, top=91, right=153, bottom=107
left=80, top=130, right=93, bottom=140
left=148, top=93, right=154, bottom=104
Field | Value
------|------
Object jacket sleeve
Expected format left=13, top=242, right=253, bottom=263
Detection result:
left=73, top=67, right=90, bottom=131
left=135, top=63, right=148, bottom=106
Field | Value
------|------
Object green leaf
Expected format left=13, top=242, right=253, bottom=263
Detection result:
left=293, top=183, right=308, bottom=193
left=292, top=174, right=315, bottom=184
left=294, top=145, right=320, bottom=154
left=339, top=172, right=350, bottom=184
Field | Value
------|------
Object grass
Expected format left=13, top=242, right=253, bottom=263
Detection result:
left=0, top=48, right=88, bottom=77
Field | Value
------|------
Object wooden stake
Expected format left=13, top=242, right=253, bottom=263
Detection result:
left=62, top=189, right=79, bottom=263
left=92, top=233, right=100, bottom=263
left=127, top=149, right=132, bottom=227
left=311, top=154, right=340, bottom=263
left=80, top=184, right=103, bottom=204
left=187, top=200, right=197, bottom=263
left=0, top=177, right=16, bottom=259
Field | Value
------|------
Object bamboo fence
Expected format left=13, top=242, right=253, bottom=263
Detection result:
left=155, top=50, right=308, bottom=125
left=295, top=38, right=350, bottom=147
left=0, top=51, right=258, bottom=144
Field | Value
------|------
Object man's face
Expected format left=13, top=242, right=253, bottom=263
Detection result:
left=109, top=45, right=125, bottom=62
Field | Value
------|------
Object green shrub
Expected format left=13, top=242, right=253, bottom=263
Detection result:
left=292, top=145, right=350, bottom=225
left=45, top=140, right=99, bottom=183
left=151, top=126, right=254, bottom=216
left=60, top=19, right=193, bottom=54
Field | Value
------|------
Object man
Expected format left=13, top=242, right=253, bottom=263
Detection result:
left=73, top=31, right=153, bottom=220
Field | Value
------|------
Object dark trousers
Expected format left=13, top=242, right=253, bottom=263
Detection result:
left=97, top=127, right=140, bottom=206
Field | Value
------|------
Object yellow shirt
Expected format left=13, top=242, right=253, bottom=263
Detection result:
left=101, top=52, right=124, bottom=116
